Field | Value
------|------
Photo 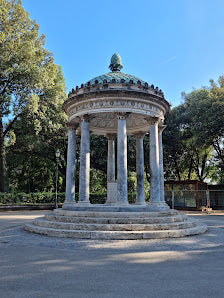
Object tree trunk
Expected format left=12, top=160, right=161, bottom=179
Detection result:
left=188, top=156, right=193, bottom=180
left=174, top=158, right=181, bottom=180
left=0, top=117, right=7, bottom=192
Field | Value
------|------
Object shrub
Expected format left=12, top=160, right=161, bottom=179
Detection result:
left=0, top=192, right=138, bottom=205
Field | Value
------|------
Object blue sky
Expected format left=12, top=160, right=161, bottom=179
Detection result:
left=22, top=0, right=224, bottom=106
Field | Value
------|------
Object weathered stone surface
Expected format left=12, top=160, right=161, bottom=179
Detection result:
left=90, top=231, right=143, bottom=240
left=24, top=223, right=91, bottom=239
left=63, top=128, right=76, bottom=208
left=33, top=218, right=197, bottom=231
left=45, top=214, right=186, bottom=224
left=53, top=208, right=180, bottom=218
left=136, top=135, right=145, bottom=205
left=25, top=209, right=207, bottom=240
left=117, top=116, right=128, bottom=205
left=79, top=119, right=90, bottom=203
left=107, top=137, right=115, bottom=181
left=149, top=122, right=160, bottom=204
left=158, top=126, right=166, bottom=202
left=106, top=182, right=118, bottom=205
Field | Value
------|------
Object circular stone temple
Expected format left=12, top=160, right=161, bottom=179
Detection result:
left=25, top=54, right=207, bottom=239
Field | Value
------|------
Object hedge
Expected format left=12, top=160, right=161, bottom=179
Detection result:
left=0, top=192, right=137, bottom=205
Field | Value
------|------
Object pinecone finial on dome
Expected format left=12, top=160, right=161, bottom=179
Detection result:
left=109, top=53, right=123, bottom=72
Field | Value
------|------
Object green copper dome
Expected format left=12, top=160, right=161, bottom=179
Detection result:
left=85, top=54, right=146, bottom=86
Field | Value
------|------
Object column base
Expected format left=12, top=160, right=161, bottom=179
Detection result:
left=62, top=201, right=77, bottom=210
left=105, top=202, right=129, bottom=206
left=76, top=201, right=91, bottom=207
left=147, top=201, right=170, bottom=211
left=115, top=201, right=130, bottom=206
left=135, top=201, right=147, bottom=206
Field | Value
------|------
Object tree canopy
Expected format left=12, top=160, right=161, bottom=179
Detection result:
left=163, top=79, right=224, bottom=183
left=0, top=0, right=67, bottom=191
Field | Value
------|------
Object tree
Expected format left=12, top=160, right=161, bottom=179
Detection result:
left=6, top=66, right=67, bottom=192
left=0, top=0, right=67, bottom=191
left=183, top=81, right=224, bottom=183
left=163, top=101, right=214, bottom=182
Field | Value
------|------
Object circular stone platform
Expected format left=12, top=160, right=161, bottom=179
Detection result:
left=24, top=207, right=207, bottom=240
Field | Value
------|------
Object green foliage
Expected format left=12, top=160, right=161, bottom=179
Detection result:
left=0, top=192, right=65, bottom=205
left=163, top=104, right=214, bottom=182
left=90, top=134, right=107, bottom=174
left=0, top=0, right=67, bottom=192
left=0, top=192, right=138, bottom=205
left=90, top=168, right=107, bottom=193
left=164, top=78, right=224, bottom=183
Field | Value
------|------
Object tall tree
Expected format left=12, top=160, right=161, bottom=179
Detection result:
left=6, top=66, right=67, bottom=192
left=183, top=81, right=224, bottom=183
left=0, top=0, right=67, bottom=191
left=163, top=101, right=214, bottom=182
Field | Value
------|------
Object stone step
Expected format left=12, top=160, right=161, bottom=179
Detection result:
left=55, top=205, right=172, bottom=213
left=45, top=214, right=187, bottom=225
left=53, top=209, right=181, bottom=219
left=24, top=223, right=207, bottom=240
left=34, top=218, right=197, bottom=231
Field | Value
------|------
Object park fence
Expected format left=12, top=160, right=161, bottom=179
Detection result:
left=0, top=190, right=224, bottom=210
left=165, top=189, right=224, bottom=210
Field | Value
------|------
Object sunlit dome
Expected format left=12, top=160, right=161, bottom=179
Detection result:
left=85, top=53, right=146, bottom=86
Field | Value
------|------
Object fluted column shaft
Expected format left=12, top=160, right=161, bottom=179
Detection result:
left=136, top=133, right=145, bottom=205
left=63, top=125, right=77, bottom=209
left=117, top=113, right=128, bottom=205
left=79, top=116, right=90, bottom=204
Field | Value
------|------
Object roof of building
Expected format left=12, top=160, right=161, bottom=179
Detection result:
left=84, top=53, right=146, bottom=86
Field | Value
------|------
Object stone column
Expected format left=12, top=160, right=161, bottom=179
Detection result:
left=116, top=113, right=128, bottom=205
left=106, top=134, right=117, bottom=205
left=148, top=118, right=169, bottom=211
left=135, top=132, right=146, bottom=205
left=150, top=118, right=160, bottom=203
left=159, top=125, right=166, bottom=203
left=78, top=115, right=90, bottom=205
left=63, top=123, right=78, bottom=209
left=107, top=134, right=116, bottom=182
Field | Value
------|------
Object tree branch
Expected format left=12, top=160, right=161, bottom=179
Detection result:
left=3, top=112, right=23, bottom=137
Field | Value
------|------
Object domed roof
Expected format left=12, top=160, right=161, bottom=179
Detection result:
left=85, top=53, right=146, bottom=86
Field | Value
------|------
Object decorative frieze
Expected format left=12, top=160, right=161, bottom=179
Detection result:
left=67, top=99, right=163, bottom=122
left=64, top=89, right=170, bottom=116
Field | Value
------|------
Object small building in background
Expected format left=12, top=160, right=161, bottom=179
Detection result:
left=164, top=180, right=208, bottom=210
left=208, top=185, right=224, bottom=210
left=165, top=180, right=224, bottom=210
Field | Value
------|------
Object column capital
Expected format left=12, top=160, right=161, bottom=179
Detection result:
left=106, top=133, right=116, bottom=140
left=134, top=131, right=145, bottom=138
left=145, top=116, right=159, bottom=125
left=115, top=112, right=130, bottom=120
left=158, top=125, right=167, bottom=133
left=66, top=122, right=79, bottom=130
left=80, top=114, right=91, bottom=122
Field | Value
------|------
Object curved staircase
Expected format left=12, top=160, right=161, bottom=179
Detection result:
left=25, top=208, right=207, bottom=240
